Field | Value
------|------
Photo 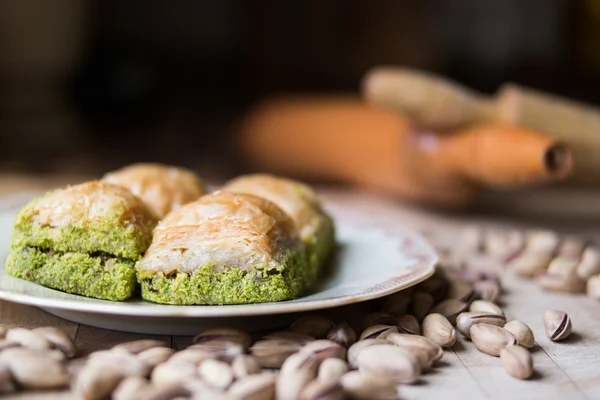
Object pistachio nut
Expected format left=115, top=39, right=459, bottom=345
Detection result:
left=0, top=348, right=69, bottom=390
left=88, top=349, right=150, bottom=377
left=229, top=373, right=276, bottom=400
left=456, top=312, right=507, bottom=339
left=299, top=379, right=344, bottom=400
left=587, top=274, right=600, bottom=300
left=5, top=328, right=50, bottom=351
left=421, top=313, right=456, bottom=348
left=470, top=324, right=517, bottom=356
left=386, top=333, right=443, bottom=363
left=290, top=316, right=335, bottom=339
left=326, top=322, right=356, bottom=348
left=508, top=253, right=551, bottom=278
left=340, top=370, right=398, bottom=400
left=250, top=339, right=302, bottom=368
left=429, top=299, right=467, bottom=325
left=577, top=246, right=600, bottom=280
left=558, top=236, right=586, bottom=258
left=137, top=346, right=176, bottom=368
left=0, top=325, right=6, bottom=339
left=232, top=355, right=262, bottom=379
left=317, top=358, right=348, bottom=383
left=300, top=340, right=346, bottom=364
left=193, top=328, right=252, bottom=349
left=189, top=340, right=245, bottom=362
left=411, top=291, right=435, bottom=321
left=546, top=257, right=579, bottom=277
left=381, top=292, right=411, bottom=316
left=112, top=339, right=168, bottom=355
left=168, top=347, right=219, bottom=366
left=277, top=351, right=319, bottom=400
left=469, top=300, right=504, bottom=316
left=199, top=359, right=234, bottom=389
left=356, top=344, right=421, bottom=384
left=75, top=363, right=126, bottom=400
left=535, top=273, right=586, bottom=294
left=472, top=280, right=500, bottom=303
left=31, top=326, right=76, bottom=358
left=363, top=312, right=394, bottom=330
left=543, top=310, right=572, bottom=341
left=500, top=345, right=534, bottom=379
left=484, top=230, right=524, bottom=260
left=151, top=361, right=197, bottom=388
left=448, top=280, right=474, bottom=302
left=394, top=314, right=420, bottom=335
left=263, top=331, right=315, bottom=345
left=112, top=376, right=150, bottom=400
left=347, top=339, right=389, bottom=369
left=359, top=325, right=399, bottom=341
left=526, top=230, right=560, bottom=254
left=503, top=320, right=535, bottom=348
left=143, top=384, right=191, bottom=400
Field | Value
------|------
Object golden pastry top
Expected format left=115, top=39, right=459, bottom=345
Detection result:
left=24, top=180, right=158, bottom=228
left=224, top=174, right=325, bottom=239
left=138, top=190, right=302, bottom=274
left=103, top=163, right=205, bottom=218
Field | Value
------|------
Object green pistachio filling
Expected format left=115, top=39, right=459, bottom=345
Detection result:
left=12, top=205, right=154, bottom=260
left=5, top=246, right=137, bottom=301
left=138, top=250, right=306, bottom=305
left=303, top=215, right=336, bottom=284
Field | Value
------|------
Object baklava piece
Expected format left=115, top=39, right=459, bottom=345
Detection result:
left=137, top=190, right=307, bottom=304
left=224, top=174, right=335, bottom=283
left=103, top=163, right=205, bottom=219
left=5, top=181, right=158, bottom=301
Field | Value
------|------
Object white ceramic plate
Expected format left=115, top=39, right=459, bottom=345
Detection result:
left=0, top=198, right=437, bottom=335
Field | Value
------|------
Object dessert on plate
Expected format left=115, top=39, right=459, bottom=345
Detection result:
left=224, top=174, right=335, bottom=283
left=137, top=190, right=308, bottom=305
left=103, top=163, right=205, bottom=219
left=4, top=181, right=158, bottom=301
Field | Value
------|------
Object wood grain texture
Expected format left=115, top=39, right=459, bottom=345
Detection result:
left=1, top=182, right=600, bottom=399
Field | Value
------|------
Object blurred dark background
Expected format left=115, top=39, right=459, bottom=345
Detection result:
left=1, top=0, right=599, bottom=182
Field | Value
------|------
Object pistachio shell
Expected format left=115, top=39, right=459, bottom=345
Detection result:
left=421, top=313, right=456, bottom=348
left=469, top=300, right=504, bottom=316
left=386, top=333, right=443, bottom=363
left=356, top=344, right=421, bottom=384
left=326, top=322, right=357, bottom=348
left=503, top=320, right=535, bottom=348
left=500, top=345, right=534, bottom=379
left=347, top=339, right=389, bottom=369
left=470, top=324, right=517, bottom=356
left=543, top=310, right=572, bottom=341
left=339, top=371, right=397, bottom=400
left=290, top=316, right=335, bottom=338
left=358, top=325, right=399, bottom=341
left=429, top=299, right=467, bottom=325
left=456, top=312, right=507, bottom=339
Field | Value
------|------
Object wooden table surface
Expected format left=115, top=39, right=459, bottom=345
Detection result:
left=1, top=175, right=599, bottom=400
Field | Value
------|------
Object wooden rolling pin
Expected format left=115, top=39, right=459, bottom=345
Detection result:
left=237, top=96, right=572, bottom=207
left=362, top=66, right=600, bottom=184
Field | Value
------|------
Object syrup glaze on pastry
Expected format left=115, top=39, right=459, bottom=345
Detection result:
left=5, top=181, right=158, bottom=300
left=103, top=163, right=205, bottom=219
left=137, top=190, right=307, bottom=304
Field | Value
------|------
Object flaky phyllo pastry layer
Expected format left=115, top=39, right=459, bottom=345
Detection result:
left=5, top=181, right=158, bottom=300
left=103, top=163, right=205, bottom=219
left=224, top=174, right=335, bottom=282
left=137, top=190, right=309, bottom=304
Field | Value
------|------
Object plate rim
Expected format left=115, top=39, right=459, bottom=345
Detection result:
left=0, top=198, right=437, bottom=318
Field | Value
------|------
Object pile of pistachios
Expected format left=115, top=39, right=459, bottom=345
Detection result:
left=0, top=253, right=575, bottom=400
left=454, top=227, right=600, bottom=299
